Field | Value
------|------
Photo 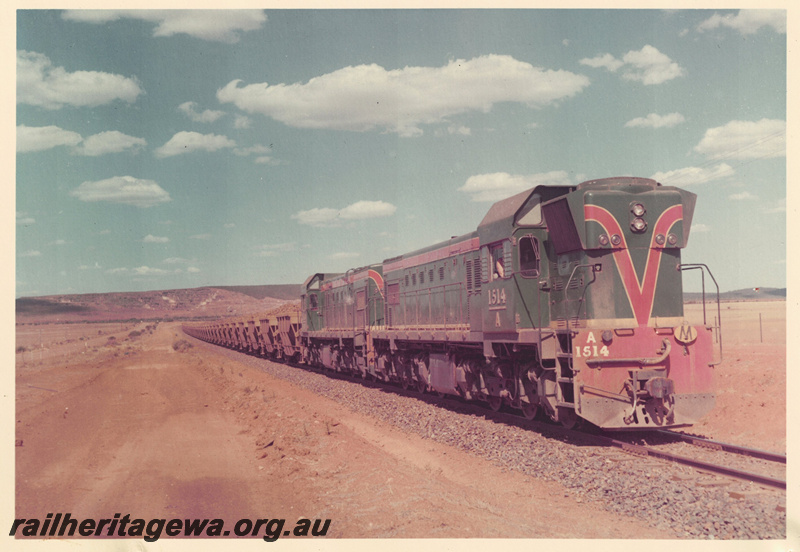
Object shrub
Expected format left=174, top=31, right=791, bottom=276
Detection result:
left=172, top=339, right=193, bottom=352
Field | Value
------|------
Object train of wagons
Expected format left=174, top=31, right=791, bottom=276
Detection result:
left=183, top=176, right=722, bottom=430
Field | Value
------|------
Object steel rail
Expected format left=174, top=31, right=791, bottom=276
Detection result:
left=652, top=429, right=786, bottom=464
left=592, top=433, right=786, bottom=490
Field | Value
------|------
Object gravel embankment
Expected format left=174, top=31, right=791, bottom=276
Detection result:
left=202, top=343, right=786, bottom=540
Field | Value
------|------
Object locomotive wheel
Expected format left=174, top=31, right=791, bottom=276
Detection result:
left=520, top=401, right=538, bottom=420
left=416, top=378, right=427, bottom=393
left=400, top=375, right=410, bottom=390
left=487, top=395, right=502, bottom=412
left=558, top=407, right=579, bottom=429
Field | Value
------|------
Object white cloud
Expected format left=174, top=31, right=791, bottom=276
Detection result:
left=621, top=45, right=684, bottom=85
left=729, top=191, right=758, bottom=201
left=163, top=257, right=192, bottom=264
left=293, top=208, right=340, bottom=227
left=70, top=176, right=172, bottom=208
left=18, top=126, right=146, bottom=156
left=50, top=239, right=68, bottom=246
left=20, top=250, right=41, bottom=258
left=762, top=198, right=786, bottom=214
left=155, top=131, right=236, bottom=157
left=459, top=171, right=573, bottom=202
left=17, top=50, right=142, bottom=109
left=218, top=55, right=589, bottom=137
left=580, top=45, right=684, bottom=85
left=625, top=112, right=685, bottom=129
left=691, top=223, right=711, bottom=233
left=179, top=101, right=226, bottom=123
left=143, top=235, right=169, bottom=243
left=256, top=242, right=297, bottom=257
left=132, top=266, right=169, bottom=276
left=340, top=201, right=397, bottom=220
left=17, top=125, right=82, bottom=153
left=292, top=200, right=397, bottom=227
left=329, top=252, right=360, bottom=260
left=254, top=156, right=280, bottom=165
left=187, top=267, right=201, bottom=273
left=650, top=163, right=735, bottom=186
left=63, top=10, right=267, bottom=43
left=234, top=115, right=252, bottom=129
left=75, top=131, right=147, bottom=156
left=17, top=212, right=35, bottom=226
left=234, top=144, right=272, bottom=156
left=697, top=10, right=786, bottom=35
left=224, top=223, right=236, bottom=229
left=579, top=53, right=624, bottom=72
left=234, top=144, right=281, bottom=165
left=106, top=267, right=128, bottom=274
left=436, top=125, right=472, bottom=137
left=694, top=119, right=785, bottom=160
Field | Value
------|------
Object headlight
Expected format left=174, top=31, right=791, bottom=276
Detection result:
left=667, top=233, right=678, bottom=246
left=631, top=203, right=646, bottom=216
left=630, top=217, right=647, bottom=232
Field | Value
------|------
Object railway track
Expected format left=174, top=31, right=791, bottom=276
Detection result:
left=652, top=429, right=787, bottom=463
left=289, top=360, right=788, bottom=491
left=232, top=345, right=788, bottom=492
left=586, top=431, right=786, bottom=490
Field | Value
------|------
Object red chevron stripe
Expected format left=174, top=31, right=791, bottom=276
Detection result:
left=584, top=204, right=683, bottom=326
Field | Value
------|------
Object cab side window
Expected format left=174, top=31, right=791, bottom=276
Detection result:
left=518, top=236, right=540, bottom=278
left=491, top=244, right=505, bottom=280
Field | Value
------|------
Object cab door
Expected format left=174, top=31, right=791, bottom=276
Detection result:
left=513, top=231, right=549, bottom=329
left=482, top=241, right=515, bottom=334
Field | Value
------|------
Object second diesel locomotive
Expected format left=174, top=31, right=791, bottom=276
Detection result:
left=185, top=176, right=721, bottom=430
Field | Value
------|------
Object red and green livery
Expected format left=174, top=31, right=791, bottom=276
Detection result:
left=185, top=176, right=720, bottom=430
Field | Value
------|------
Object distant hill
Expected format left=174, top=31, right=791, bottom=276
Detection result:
left=685, top=287, right=786, bottom=303
left=213, top=284, right=302, bottom=301
left=16, top=283, right=784, bottom=324
left=15, top=285, right=300, bottom=324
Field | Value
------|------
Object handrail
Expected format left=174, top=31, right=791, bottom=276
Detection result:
left=679, top=263, right=723, bottom=366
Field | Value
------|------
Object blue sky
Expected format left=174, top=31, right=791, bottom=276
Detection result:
left=15, top=8, right=787, bottom=297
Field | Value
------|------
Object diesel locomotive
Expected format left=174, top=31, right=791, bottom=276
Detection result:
left=184, top=176, right=721, bottom=430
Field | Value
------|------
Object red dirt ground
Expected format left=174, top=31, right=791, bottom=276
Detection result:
left=13, top=300, right=785, bottom=540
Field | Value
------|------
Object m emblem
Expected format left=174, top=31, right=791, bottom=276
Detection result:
left=674, top=323, right=697, bottom=345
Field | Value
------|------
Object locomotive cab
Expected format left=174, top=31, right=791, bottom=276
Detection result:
left=538, top=177, right=718, bottom=428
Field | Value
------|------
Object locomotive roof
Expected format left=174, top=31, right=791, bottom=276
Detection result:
left=577, top=176, right=660, bottom=190
left=382, top=231, right=479, bottom=270
left=302, top=272, right=344, bottom=289
left=478, top=184, right=575, bottom=244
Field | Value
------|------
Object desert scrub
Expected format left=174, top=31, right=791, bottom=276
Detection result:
left=172, top=339, right=193, bottom=352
